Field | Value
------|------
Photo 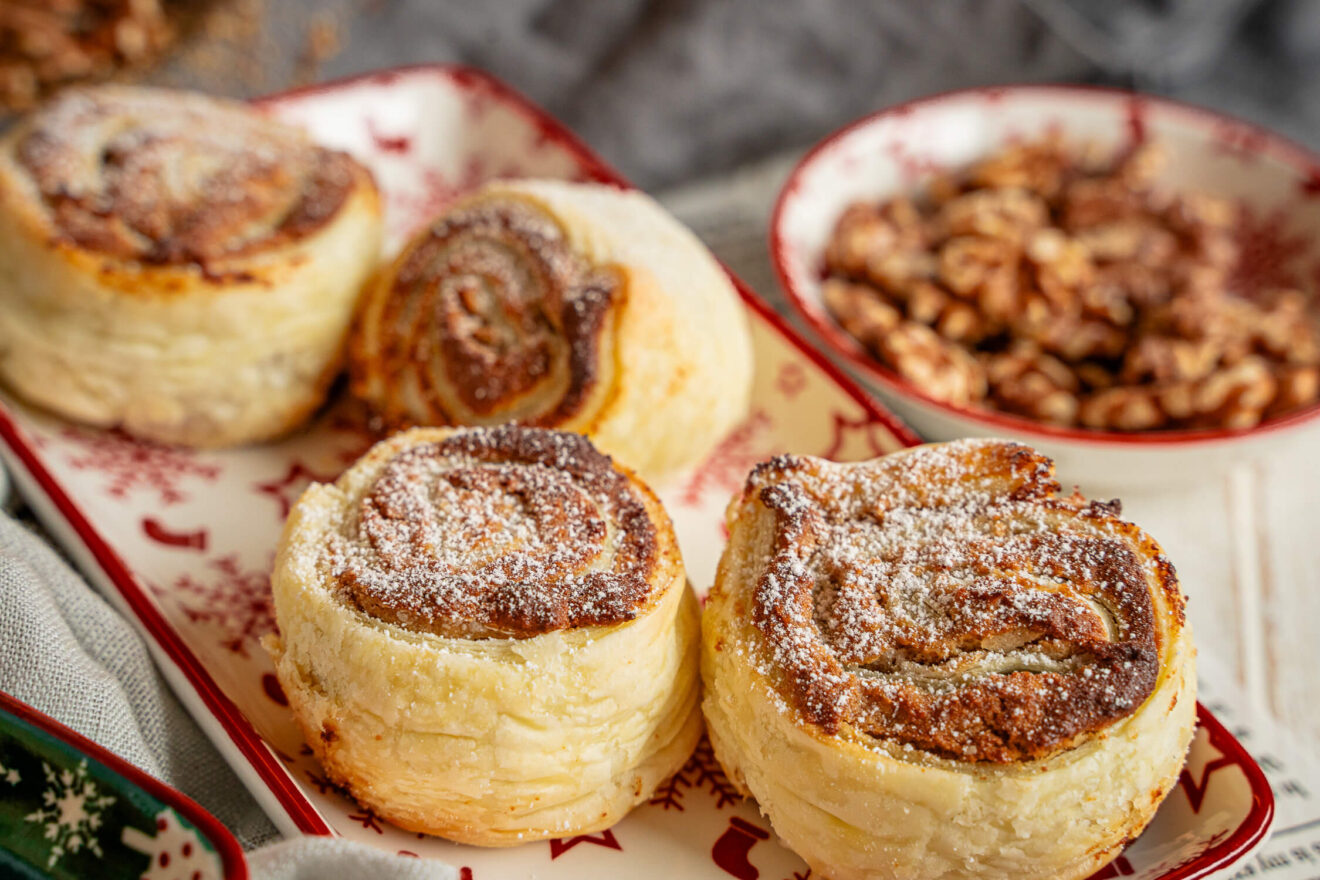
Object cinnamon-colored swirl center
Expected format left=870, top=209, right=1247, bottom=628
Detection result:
left=747, top=441, right=1172, bottom=763
left=371, top=198, right=618, bottom=426
left=13, top=88, right=354, bottom=264
left=334, top=426, right=658, bottom=639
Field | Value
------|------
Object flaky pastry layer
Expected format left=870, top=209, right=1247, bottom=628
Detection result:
left=351, top=179, right=753, bottom=480
left=701, top=440, right=1196, bottom=880
left=0, top=86, right=382, bottom=447
left=267, top=427, right=702, bottom=844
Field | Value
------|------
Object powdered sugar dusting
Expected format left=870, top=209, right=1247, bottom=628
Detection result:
left=324, top=425, right=658, bottom=639
left=741, top=438, right=1169, bottom=764
left=13, top=86, right=357, bottom=264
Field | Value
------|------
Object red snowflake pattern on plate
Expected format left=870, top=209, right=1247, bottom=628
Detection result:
left=60, top=427, right=220, bottom=505
left=883, top=140, right=945, bottom=183
left=1211, top=121, right=1269, bottom=163
left=157, top=554, right=273, bottom=657
left=256, top=462, right=339, bottom=520
left=388, top=157, right=488, bottom=239
left=1231, top=204, right=1313, bottom=295
left=648, top=737, right=741, bottom=812
left=776, top=362, right=808, bottom=399
left=347, top=806, right=384, bottom=834
left=677, top=410, right=774, bottom=507
left=820, top=412, right=893, bottom=461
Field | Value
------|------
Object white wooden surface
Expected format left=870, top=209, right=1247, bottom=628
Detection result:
left=659, top=155, right=1320, bottom=750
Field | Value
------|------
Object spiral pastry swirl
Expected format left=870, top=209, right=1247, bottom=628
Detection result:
left=749, top=440, right=1169, bottom=762
left=0, top=85, right=381, bottom=447
left=332, top=424, right=658, bottom=638
left=268, top=425, right=701, bottom=844
left=353, top=196, right=618, bottom=429
left=12, top=86, right=354, bottom=264
left=702, top=439, right=1196, bottom=880
left=351, top=179, right=755, bottom=479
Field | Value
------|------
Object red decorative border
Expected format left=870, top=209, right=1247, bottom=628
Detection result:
left=0, top=688, right=249, bottom=879
left=0, top=68, right=1274, bottom=880
left=771, top=83, right=1320, bottom=448
left=1157, top=705, right=1274, bottom=880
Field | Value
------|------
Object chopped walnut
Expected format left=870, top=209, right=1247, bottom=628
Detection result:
left=937, top=188, right=1048, bottom=244
left=821, top=135, right=1320, bottom=431
left=984, top=343, right=1079, bottom=424
left=938, top=236, right=1019, bottom=317
left=0, top=1, right=175, bottom=111
left=967, top=135, right=1070, bottom=199
left=879, top=322, right=987, bottom=408
left=1190, top=357, right=1277, bottom=430
left=1079, top=387, right=1166, bottom=431
left=822, top=279, right=902, bottom=351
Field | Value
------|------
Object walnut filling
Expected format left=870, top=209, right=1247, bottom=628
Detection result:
left=363, top=197, right=620, bottom=430
left=743, top=440, right=1180, bottom=763
left=332, top=426, right=659, bottom=639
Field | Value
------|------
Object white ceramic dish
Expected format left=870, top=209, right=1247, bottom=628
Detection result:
left=771, top=84, right=1320, bottom=493
left=0, top=68, right=1273, bottom=879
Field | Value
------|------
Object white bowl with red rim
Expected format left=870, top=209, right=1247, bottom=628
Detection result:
left=771, top=84, right=1320, bottom=493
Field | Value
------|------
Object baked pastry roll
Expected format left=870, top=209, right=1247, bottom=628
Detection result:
left=350, top=179, right=753, bottom=480
left=266, top=424, right=702, bottom=844
left=0, top=85, right=382, bottom=447
left=702, top=439, right=1195, bottom=880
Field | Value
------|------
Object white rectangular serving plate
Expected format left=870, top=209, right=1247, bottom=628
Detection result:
left=0, top=66, right=1272, bottom=880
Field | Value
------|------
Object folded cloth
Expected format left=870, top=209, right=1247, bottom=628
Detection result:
left=0, top=508, right=455, bottom=879
left=247, top=838, right=458, bottom=880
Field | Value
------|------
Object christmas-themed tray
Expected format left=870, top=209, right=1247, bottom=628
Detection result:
left=0, top=66, right=1273, bottom=879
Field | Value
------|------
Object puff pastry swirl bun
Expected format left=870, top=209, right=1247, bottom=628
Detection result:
left=0, top=85, right=382, bottom=447
left=266, top=424, right=702, bottom=844
left=350, top=179, right=753, bottom=480
left=702, top=439, right=1195, bottom=880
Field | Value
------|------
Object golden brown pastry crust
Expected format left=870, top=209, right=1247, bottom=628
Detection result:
left=267, top=425, right=702, bottom=845
left=350, top=179, right=753, bottom=481
left=0, top=85, right=383, bottom=447
left=702, top=439, right=1196, bottom=880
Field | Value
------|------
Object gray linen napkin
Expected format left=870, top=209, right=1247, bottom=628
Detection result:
left=0, top=507, right=454, bottom=879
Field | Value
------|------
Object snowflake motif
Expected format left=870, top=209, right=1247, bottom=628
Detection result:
left=60, top=427, right=220, bottom=505
left=820, top=411, right=891, bottom=461
left=24, top=759, right=115, bottom=869
left=1210, top=120, right=1269, bottom=163
left=775, top=362, right=808, bottom=399
left=648, top=737, right=740, bottom=811
left=677, top=410, right=774, bottom=507
left=122, top=809, right=220, bottom=880
left=387, top=157, right=488, bottom=241
left=884, top=140, right=945, bottom=184
left=306, top=770, right=339, bottom=797
left=347, top=806, right=384, bottom=834
left=158, top=555, right=274, bottom=657
left=1230, top=204, right=1313, bottom=296
left=0, top=758, right=18, bottom=785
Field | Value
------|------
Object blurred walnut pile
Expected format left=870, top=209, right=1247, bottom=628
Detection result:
left=823, top=136, right=1320, bottom=432
left=0, top=0, right=174, bottom=110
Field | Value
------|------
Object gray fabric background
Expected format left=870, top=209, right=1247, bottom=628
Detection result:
left=154, top=0, right=1320, bottom=189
